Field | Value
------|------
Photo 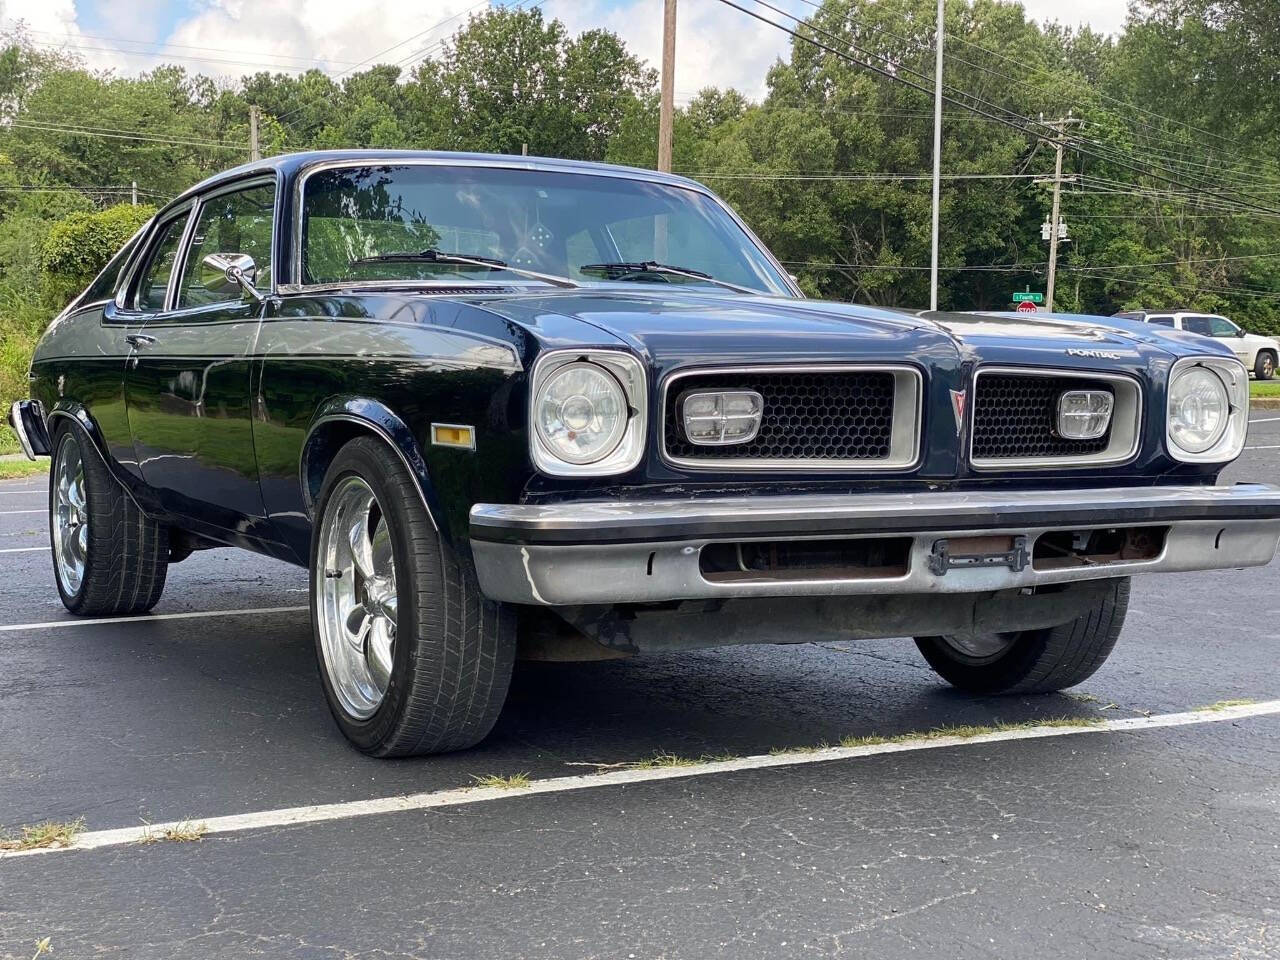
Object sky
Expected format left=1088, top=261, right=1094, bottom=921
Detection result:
left=1, top=0, right=1130, bottom=101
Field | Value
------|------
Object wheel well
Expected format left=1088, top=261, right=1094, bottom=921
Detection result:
left=300, top=420, right=374, bottom=515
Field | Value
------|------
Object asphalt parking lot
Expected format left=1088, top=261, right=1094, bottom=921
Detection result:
left=2, top=415, right=1280, bottom=959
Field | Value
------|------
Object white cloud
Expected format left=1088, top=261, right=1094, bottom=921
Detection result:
left=1021, top=0, right=1128, bottom=36
left=0, top=0, right=1128, bottom=95
left=546, top=0, right=797, bottom=101
left=163, top=0, right=481, bottom=78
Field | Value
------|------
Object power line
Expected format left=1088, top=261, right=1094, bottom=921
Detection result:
left=25, top=39, right=358, bottom=74
left=24, top=28, right=367, bottom=67
left=8, top=120, right=244, bottom=151
left=722, top=0, right=1280, bottom=220
left=12, top=116, right=245, bottom=148
left=272, top=0, right=493, bottom=127
left=787, top=0, right=1267, bottom=164
left=749, top=0, right=1280, bottom=204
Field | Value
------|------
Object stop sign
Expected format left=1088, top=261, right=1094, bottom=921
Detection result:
left=1016, top=300, right=1038, bottom=313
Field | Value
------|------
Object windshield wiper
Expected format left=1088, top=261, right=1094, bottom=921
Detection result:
left=579, top=260, right=757, bottom=294
left=349, top=249, right=578, bottom=289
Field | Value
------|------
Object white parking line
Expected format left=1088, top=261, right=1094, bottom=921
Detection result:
left=1248, top=416, right=1280, bottom=424
left=1245, top=444, right=1280, bottom=450
left=0, top=605, right=307, bottom=633
left=0, top=546, right=43, bottom=554
left=0, top=510, right=45, bottom=516
left=4, top=698, right=1275, bottom=860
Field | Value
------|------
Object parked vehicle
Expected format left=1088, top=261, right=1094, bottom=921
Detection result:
left=11, top=151, right=1280, bottom=757
left=1113, top=310, right=1278, bottom=380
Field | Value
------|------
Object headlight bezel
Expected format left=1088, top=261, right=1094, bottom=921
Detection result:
left=528, top=348, right=647, bottom=476
left=1165, top=355, right=1248, bottom=463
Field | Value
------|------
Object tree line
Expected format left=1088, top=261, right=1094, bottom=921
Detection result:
left=3, top=0, right=1279, bottom=442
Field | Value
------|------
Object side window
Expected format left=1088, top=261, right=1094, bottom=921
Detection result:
left=176, top=182, right=275, bottom=310
left=1148, top=316, right=1175, bottom=327
left=1182, top=316, right=1213, bottom=336
left=132, top=215, right=189, bottom=311
left=1208, top=317, right=1238, bottom=337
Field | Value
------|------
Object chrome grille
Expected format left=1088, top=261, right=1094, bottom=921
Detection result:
left=969, top=368, right=1142, bottom=468
left=662, top=366, right=921, bottom=470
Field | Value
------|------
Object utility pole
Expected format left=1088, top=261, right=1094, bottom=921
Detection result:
left=249, top=105, right=261, bottom=162
left=657, top=0, right=677, bottom=173
left=928, top=0, right=944, bottom=311
left=1039, top=112, right=1081, bottom=312
left=130, top=181, right=137, bottom=207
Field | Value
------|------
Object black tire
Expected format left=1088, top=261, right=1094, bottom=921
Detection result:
left=49, top=420, right=168, bottom=616
left=310, top=435, right=515, bottom=757
left=1255, top=351, right=1276, bottom=381
left=914, top=578, right=1130, bottom=695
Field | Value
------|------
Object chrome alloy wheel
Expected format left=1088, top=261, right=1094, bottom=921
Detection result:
left=52, top=434, right=88, bottom=596
left=940, top=632, right=1018, bottom=662
left=315, top=476, right=399, bottom=720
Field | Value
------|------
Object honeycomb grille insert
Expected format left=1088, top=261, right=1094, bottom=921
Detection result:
left=972, top=373, right=1115, bottom=461
left=664, top=370, right=897, bottom=463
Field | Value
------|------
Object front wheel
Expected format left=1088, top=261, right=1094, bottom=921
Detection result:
left=310, top=435, right=515, bottom=757
left=1256, top=351, right=1276, bottom=381
left=914, top=579, right=1130, bottom=694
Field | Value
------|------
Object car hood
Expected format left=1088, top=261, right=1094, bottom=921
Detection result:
left=470, top=290, right=1200, bottom=374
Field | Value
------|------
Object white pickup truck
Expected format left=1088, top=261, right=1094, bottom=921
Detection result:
left=1114, top=310, right=1277, bottom=379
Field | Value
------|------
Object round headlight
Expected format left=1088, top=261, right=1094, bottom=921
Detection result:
left=534, top=361, right=628, bottom=464
left=1168, top=364, right=1229, bottom=454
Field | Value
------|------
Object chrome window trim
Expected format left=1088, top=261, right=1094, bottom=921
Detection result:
left=170, top=174, right=280, bottom=314
left=288, top=156, right=800, bottom=297
left=659, top=364, right=924, bottom=472
left=1165, top=355, right=1249, bottom=464
left=968, top=366, right=1143, bottom=471
left=528, top=347, right=648, bottom=478
left=117, top=202, right=197, bottom=313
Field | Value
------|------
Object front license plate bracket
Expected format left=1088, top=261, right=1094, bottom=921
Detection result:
left=928, top=535, right=1030, bottom=576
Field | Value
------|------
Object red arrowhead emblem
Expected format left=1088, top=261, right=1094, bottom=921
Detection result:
left=950, top=389, right=967, bottom=434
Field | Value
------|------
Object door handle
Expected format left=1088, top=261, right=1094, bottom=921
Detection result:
left=125, top=333, right=156, bottom=349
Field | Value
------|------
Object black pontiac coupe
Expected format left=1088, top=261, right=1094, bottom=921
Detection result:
left=11, top=151, right=1280, bottom=757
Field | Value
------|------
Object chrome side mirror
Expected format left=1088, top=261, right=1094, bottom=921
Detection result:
left=200, top=252, right=264, bottom=302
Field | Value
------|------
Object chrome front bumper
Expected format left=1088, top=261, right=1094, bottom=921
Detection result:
left=469, top=484, right=1280, bottom=605
left=7, top=400, right=50, bottom=461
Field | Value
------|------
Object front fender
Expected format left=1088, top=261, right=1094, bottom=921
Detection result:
left=301, top=396, right=453, bottom=545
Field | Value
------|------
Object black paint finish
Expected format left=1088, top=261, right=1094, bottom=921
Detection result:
left=24, top=150, right=1238, bottom=572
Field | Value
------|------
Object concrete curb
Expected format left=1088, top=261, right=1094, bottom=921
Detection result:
left=1252, top=398, right=1280, bottom=410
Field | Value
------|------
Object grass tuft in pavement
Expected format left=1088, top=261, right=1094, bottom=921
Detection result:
left=1194, top=698, right=1255, bottom=712
left=836, top=715, right=1105, bottom=750
left=138, top=820, right=208, bottom=844
left=0, top=818, right=84, bottom=852
left=30, top=937, right=51, bottom=960
left=0, top=459, right=47, bottom=480
left=624, top=751, right=740, bottom=769
left=471, top=772, right=532, bottom=790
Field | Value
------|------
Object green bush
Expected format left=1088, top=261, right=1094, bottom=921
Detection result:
left=39, top=203, right=154, bottom=306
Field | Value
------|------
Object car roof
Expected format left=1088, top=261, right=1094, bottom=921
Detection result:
left=167, top=149, right=712, bottom=211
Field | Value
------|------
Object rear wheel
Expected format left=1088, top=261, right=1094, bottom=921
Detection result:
left=1255, top=351, right=1275, bottom=381
left=310, top=436, right=515, bottom=757
left=49, top=421, right=168, bottom=615
left=914, top=578, right=1130, bottom=694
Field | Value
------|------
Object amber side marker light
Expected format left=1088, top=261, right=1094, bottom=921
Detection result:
left=431, top=423, right=476, bottom=450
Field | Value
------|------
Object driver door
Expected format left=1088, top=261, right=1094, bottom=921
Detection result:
left=124, top=178, right=275, bottom=534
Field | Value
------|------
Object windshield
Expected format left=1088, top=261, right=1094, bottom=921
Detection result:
left=299, top=164, right=791, bottom=295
